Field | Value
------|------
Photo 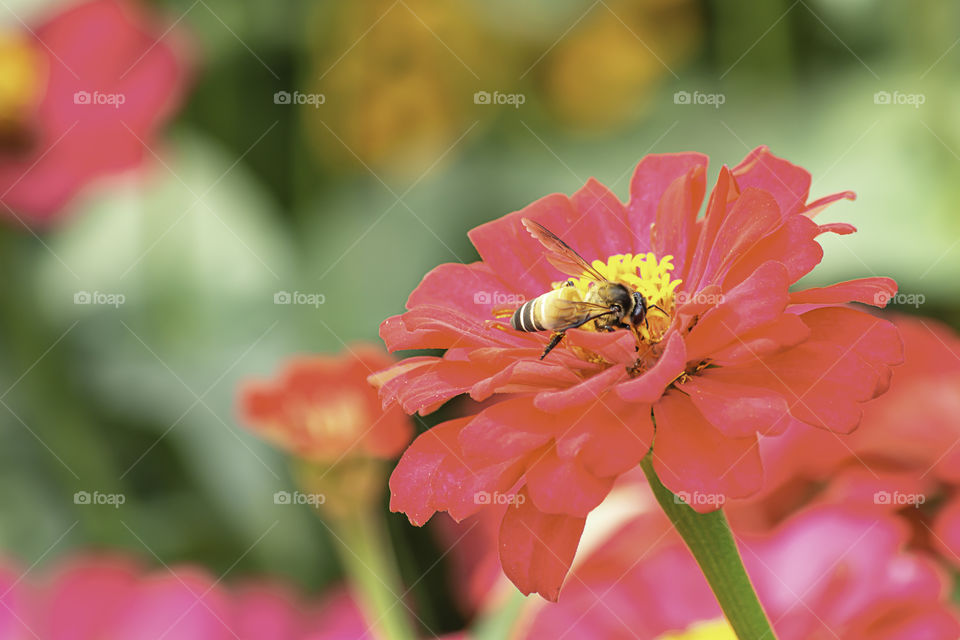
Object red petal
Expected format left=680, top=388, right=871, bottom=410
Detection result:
left=708, top=313, right=811, bottom=366
left=803, top=191, right=856, bottom=217
left=626, top=152, right=709, bottom=249
left=679, top=373, right=791, bottom=438
left=534, top=365, right=627, bottom=412
left=407, top=261, right=516, bottom=319
left=686, top=166, right=737, bottom=287
left=470, top=355, right=582, bottom=402
left=457, top=398, right=555, bottom=464
left=570, top=178, right=637, bottom=254
left=525, top=450, right=615, bottom=517
left=468, top=184, right=632, bottom=296
left=652, top=391, right=764, bottom=511
left=789, top=277, right=899, bottom=308
left=380, top=304, right=530, bottom=351
left=799, top=307, right=904, bottom=367
left=684, top=261, right=791, bottom=362
left=389, top=417, right=527, bottom=525
left=376, top=357, right=483, bottom=415
left=615, top=332, right=687, bottom=402
left=732, top=146, right=811, bottom=218
left=555, top=399, right=654, bottom=478
left=468, top=194, right=579, bottom=296
left=722, top=214, right=822, bottom=289
left=818, top=221, right=856, bottom=235
left=499, top=487, right=586, bottom=601
left=690, top=187, right=782, bottom=290
left=651, top=163, right=707, bottom=281
left=708, top=341, right=883, bottom=434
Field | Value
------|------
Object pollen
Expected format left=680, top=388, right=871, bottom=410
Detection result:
left=553, top=252, right=682, bottom=343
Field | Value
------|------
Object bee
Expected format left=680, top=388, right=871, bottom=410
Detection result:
left=510, top=218, right=663, bottom=359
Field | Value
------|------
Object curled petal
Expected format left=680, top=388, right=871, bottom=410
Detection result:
left=684, top=261, right=791, bottom=362
left=789, top=277, right=898, bottom=308
left=626, top=152, right=708, bottom=250
left=651, top=163, right=707, bottom=281
left=615, top=332, right=686, bottom=402
left=691, top=188, right=782, bottom=290
left=499, top=487, right=586, bottom=601
left=389, top=417, right=527, bottom=525
left=732, top=146, right=811, bottom=218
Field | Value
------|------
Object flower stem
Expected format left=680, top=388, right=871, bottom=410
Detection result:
left=332, top=506, right=418, bottom=640
left=639, top=453, right=777, bottom=640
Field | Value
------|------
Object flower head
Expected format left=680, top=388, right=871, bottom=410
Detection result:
left=0, top=552, right=358, bottom=638
left=526, top=505, right=960, bottom=639
left=239, top=344, right=413, bottom=463
left=0, top=0, right=191, bottom=223
left=737, top=314, right=960, bottom=566
left=376, top=146, right=903, bottom=599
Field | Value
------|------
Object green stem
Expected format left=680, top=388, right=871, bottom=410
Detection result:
left=639, top=453, right=777, bottom=640
left=331, top=507, right=418, bottom=640
left=471, top=588, right=528, bottom=640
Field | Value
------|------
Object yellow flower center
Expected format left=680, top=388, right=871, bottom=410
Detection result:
left=300, top=392, right=369, bottom=442
left=0, top=32, right=44, bottom=147
left=554, top=252, right=681, bottom=343
left=656, top=619, right=737, bottom=640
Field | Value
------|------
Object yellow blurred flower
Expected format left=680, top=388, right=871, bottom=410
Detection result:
left=305, top=0, right=501, bottom=176
left=539, top=0, right=701, bottom=129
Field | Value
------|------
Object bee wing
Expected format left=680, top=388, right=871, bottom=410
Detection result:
left=522, top=218, right=607, bottom=282
left=550, top=298, right=616, bottom=330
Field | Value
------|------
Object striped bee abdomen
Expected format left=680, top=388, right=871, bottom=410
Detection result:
left=510, top=296, right=546, bottom=332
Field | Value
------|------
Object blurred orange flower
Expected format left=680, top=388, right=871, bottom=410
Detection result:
left=239, top=344, right=413, bottom=463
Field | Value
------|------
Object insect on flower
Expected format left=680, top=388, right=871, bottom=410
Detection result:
left=506, top=218, right=669, bottom=360
left=373, top=147, right=905, bottom=601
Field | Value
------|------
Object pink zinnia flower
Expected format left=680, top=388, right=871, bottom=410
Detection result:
left=375, top=146, right=903, bottom=599
left=735, top=314, right=960, bottom=566
left=525, top=505, right=960, bottom=639
left=0, top=0, right=190, bottom=223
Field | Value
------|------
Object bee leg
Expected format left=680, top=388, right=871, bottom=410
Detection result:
left=541, top=332, right=566, bottom=359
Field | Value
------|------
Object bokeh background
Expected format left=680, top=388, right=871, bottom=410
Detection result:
left=1, top=0, right=958, bottom=633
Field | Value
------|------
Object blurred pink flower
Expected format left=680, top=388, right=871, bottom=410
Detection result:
left=525, top=504, right=960, bottom=639
left=0, top=0, right=190, bottom=224
left=729, top=314, right=960, bottom=568
left=0, top=553, right=376, bottom=639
